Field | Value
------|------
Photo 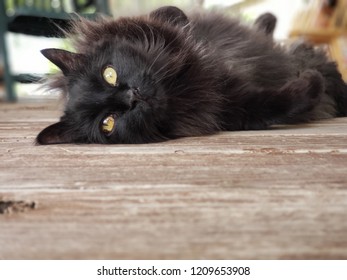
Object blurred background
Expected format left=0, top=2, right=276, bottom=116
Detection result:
left=0, top=0, right=346, bottom=102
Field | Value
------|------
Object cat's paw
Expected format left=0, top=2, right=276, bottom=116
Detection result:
left=254, top=12, right=277, bottom=36
left=280, top=70, right=324, bottom=116
left=297, top=69, right=325, bottom=99
left=289, top=40, right=315, bottom=55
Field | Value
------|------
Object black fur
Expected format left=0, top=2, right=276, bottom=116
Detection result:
left=254, top=12, right=277, bottom=37
left=36, top=6, right=347, bottom=145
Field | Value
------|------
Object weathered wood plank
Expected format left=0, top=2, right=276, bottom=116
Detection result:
left=0, top=101, right=347, bottom=259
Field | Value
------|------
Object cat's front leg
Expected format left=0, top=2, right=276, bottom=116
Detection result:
left=240, top=70, right=324, bottom=129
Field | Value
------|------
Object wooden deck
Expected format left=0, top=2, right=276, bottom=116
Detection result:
left=1, top=100, right=347, bottom=260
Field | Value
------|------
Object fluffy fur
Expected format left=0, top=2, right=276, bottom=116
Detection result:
left=36, top=6, right=347, bottom=144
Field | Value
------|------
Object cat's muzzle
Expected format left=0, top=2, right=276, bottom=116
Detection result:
left=126, top=87, right=141, bottom=110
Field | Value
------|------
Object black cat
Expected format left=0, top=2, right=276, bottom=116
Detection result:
left=36, top=6, right=347, bottom=144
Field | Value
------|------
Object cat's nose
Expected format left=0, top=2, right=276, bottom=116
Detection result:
left=126, top=88, right=139, bottom=109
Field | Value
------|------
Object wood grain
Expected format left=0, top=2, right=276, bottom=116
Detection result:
left=1, top=101, right=347, bottom=259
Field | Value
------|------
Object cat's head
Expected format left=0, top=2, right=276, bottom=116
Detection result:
left=37, top=41, right=171, bottom=144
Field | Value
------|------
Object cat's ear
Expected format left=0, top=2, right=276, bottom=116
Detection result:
left=150, top=6, right=189, bottom=27
left=254, top=12, right=277, bottom=37
left=41, top=48, right=85, bottom=76
left=36, top=121, right=72, bottom=145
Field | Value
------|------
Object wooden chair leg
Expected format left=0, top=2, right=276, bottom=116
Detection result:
left=1, top=41, right=17, bottom=102
left=0, top=2, right=17, bottom=102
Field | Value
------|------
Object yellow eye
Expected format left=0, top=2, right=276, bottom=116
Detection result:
left=101, top=115, right=115, bottom=134
left=102, top=66, right=118, bottom=86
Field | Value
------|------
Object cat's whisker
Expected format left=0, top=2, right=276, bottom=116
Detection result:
left=151, top=52, right=188, bottom=78
left=147, top=46, right=170, bottom=74
left=147, top=34, right=183, bottom=74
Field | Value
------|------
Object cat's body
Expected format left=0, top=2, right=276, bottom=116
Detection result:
left=37, top=6, right=347, bottom=144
